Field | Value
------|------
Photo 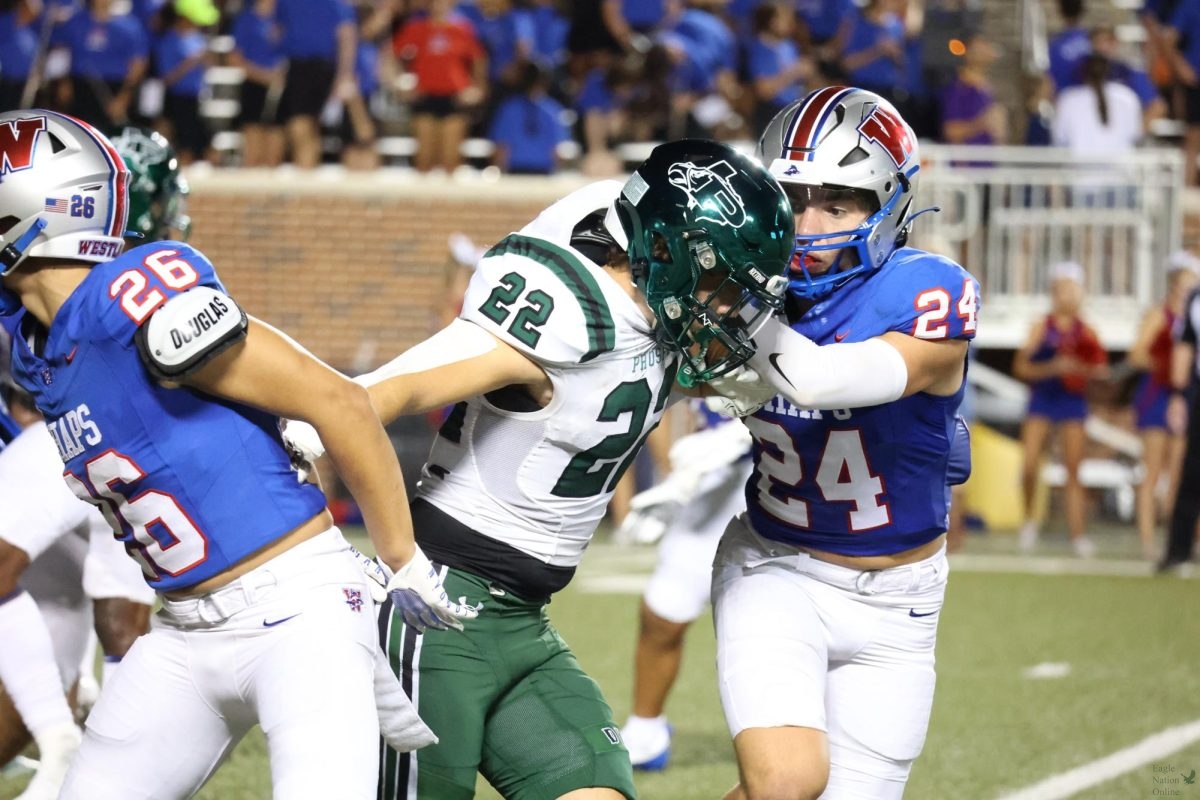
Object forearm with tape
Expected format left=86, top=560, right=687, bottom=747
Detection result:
left=748, top=316, right=908, bottom=409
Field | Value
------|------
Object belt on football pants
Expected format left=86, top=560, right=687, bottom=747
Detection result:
left=746, top=548, right=946, bottom=596
left=159, top=526, right=341, bottom=628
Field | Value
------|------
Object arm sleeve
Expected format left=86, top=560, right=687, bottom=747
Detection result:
left=747, top=316, right=909, bottom=410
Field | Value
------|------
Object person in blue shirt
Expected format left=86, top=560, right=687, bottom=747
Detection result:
left=0, top=0, right=46, bottom=112
left=0, top=109, right=476, bottom=799
left=487, top=60, right=568, bottom=174
left=229, top=0, right=286, bottom=167
left=55, top=0, right=149, bottom=130
left=1048, top=0, right=1090, bottom=91
left=712, top=86, right=978, bottom=800
left=745, top=1, right=810, bottom=133
left=153, top=0, right=215, bottom=165
left=274, top=0, right=357, bottom=168
left=842, top=0, right=907, bottom=105
left=795, top=0, right=856, bottom=81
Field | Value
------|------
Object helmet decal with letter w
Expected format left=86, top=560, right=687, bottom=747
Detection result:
left=614, top=139, right=794, bottom=386
left=0, top=110, right=130, bottom=314
left=756, top=86, right=927, bottom=301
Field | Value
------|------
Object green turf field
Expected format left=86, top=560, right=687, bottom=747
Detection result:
left=4, top=529, right=1199, bottom=800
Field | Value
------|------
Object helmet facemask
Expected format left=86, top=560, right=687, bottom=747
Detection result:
left=784, top=178, right=914, bottom=300
left=621, top=204, right=788, bottom=387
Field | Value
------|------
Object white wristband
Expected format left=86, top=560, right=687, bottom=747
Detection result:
left=748, top=317, right=908, bottom=409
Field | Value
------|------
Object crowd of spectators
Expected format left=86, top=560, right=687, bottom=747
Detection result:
left=0, top=0, right=1195, bottom=176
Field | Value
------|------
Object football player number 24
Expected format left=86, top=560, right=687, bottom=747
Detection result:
left=747, top=418, right=890, bottom=531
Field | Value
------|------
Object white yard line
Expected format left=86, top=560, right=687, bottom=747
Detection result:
left=996, top=719, right=1200, bottom=800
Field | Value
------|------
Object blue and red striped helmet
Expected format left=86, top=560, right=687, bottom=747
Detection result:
left=756, top=87, right=921, bottom=300
left=0, top=110, right=129, bottom=308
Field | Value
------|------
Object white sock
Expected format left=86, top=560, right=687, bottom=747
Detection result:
left=101, top=654, right=122, bottom=686
left=624, top=714, right=668, bottom=730
left=0, top=590, right=74, bottom=734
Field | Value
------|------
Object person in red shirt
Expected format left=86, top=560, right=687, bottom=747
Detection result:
left=393, top=0, right=487, bottom=172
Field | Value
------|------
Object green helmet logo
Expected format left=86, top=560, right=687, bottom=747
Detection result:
left=616, top=139, right=794, bottom=386
left=667, top=160, right=748, bottom=229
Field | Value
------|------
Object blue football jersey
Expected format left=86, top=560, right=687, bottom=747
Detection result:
left=6, top=242, right=326, bottom=592
left=744, top=247, right=980, bottom=557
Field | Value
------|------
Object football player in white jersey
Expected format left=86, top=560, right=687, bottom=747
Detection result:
left=711, top=87, right=979, bottom=799
left=287, top=139, right=795, bottom=800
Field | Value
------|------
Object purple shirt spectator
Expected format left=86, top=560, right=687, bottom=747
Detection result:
left=941, top=78, right=997, bottom=145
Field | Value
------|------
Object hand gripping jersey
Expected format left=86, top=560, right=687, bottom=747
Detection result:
left=417, top=181, right=679, bottom=568
left=745, top=247, right=979, bottom=557
left=6, top=242, right=325, bottom=592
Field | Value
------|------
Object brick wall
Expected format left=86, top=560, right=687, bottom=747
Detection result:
left=187, top=171, right=593, bottom=370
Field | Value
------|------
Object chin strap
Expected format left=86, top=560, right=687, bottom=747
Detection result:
left=0, top=219, right=48, bottom=274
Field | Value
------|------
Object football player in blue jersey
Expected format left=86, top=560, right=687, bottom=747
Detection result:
left=0, top=109, right=476, bottom=800
left=710, top=87, right=980, bottom=800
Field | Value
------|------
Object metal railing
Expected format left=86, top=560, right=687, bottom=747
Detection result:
left=910, top=143, right=1186, bottom=348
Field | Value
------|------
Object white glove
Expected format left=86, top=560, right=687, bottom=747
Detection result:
left=281, top=419, right=326, bottom=483
left=612, top=470, right=700, bottom=545
left=705, top=365, right=777, bottom=418
left=381, top=545, right=481, bottom=632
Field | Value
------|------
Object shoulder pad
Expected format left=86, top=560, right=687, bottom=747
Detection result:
left=876, top=251, right=980, bottom=342
left=136, top=286, right=247, bottom=380
left=460, top=234, right=617, bottom=365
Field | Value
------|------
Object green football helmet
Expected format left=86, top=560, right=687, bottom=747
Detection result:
left=110, top=127, right=192, bottom=241
left=614, top=139, right=794, bottom=386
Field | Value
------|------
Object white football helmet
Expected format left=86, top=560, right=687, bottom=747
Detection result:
left=756, top=86, right=922, bottom=300
left=0, top=110, right=130, bottom=313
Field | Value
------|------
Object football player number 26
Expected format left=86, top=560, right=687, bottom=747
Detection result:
left=747, top=418, right=889, bottom=531
left=109, top=250, right=201, bottom=325
left=65, top=451, right=208, bottom=578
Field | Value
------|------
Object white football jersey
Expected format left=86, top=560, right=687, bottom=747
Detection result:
left=416, top=181, right=680, bottom=567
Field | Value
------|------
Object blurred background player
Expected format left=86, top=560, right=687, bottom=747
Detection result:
left=0, top=349, right=85, bottom=800
left=1127, top=250, right=1199, bottom=560
left=1013, top=261, right=1110, bottom=557
left=615, top=399, right=753, bottom=772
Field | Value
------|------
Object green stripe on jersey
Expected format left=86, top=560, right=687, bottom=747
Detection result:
left=485, top=235, right=616, bottom=362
